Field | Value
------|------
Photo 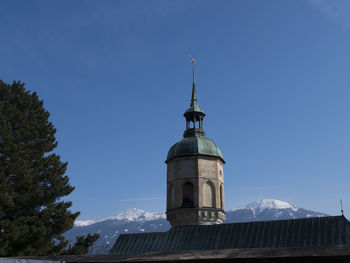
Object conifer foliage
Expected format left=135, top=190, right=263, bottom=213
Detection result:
left=0, top=80, right=99, bottom=256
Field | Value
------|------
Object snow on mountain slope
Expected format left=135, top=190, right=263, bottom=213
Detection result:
left=246, top=199, right=299, bottom=211
left=230, top=199, right=298, bottom=212
left=75, top=208, right=166, bottom=227
left=114, top=208, right=165, bottom=221
left=226, top=199, right=326, bottom=222
left=75, top=220, right=98, bottom=227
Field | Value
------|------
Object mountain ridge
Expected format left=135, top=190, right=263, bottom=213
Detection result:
left=75, top=208, right=166, bottom=227
left=66, top=199, right=328, bottom=254
left=75, top=199, right=309, bottom=227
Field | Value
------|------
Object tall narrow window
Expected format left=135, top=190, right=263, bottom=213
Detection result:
left=203, top=181, right=215, bottom=207
left=182, top=182, right=194, bottom=208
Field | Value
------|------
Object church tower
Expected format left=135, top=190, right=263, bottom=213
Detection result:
left=166, top=60, right=225, bottom=227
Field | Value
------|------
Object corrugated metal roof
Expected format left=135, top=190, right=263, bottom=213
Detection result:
left=109, top=216, right=350, bottom=255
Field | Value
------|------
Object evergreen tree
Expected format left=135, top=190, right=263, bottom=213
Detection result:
left=0, top=80, right=99, bottom=256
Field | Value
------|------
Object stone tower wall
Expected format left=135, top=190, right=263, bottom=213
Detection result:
left=166, top=155, right=225, bottom=226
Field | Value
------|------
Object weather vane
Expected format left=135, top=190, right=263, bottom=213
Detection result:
left=190, top=56, right=196, bottom=64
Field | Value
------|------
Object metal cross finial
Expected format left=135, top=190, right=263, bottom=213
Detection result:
left=189, top=56, right=196, bottom=84
left=340, top=199, right=344, bottom=216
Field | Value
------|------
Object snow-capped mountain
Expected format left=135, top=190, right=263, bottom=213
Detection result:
left=74, top=208, right=166, bottom=227
left=64, top=199, right=328, bottom=254
left=246, top=199, right=299, bottom=212
left=225, top=199, right=326, bottom=223
left=66, top=209, right=170, bottom=254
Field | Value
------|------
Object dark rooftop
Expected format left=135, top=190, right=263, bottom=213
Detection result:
left=110, top=216, right=350, bottom=255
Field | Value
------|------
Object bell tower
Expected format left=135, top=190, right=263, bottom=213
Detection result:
left=166, top=59, right=225, bottom=227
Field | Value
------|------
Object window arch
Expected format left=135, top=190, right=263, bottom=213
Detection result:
left=182, top=182, right=194, bottom=208
left=203, top=181, right=215, bottom=207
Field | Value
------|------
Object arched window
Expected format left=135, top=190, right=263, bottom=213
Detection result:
left=203, top=181, right=215, bottom=207
left=182, top=182, right=194, bottom=208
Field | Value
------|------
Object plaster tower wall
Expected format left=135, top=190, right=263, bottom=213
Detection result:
left=166, top=156, right=225, bottom=226
left=167, top=157, right=224, bottom=210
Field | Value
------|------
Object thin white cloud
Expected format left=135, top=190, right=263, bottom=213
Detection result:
left=308, top=0, right=350, bottom=28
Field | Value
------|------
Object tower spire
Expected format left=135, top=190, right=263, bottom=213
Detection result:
left=190, top=57, right=198, bottom=107
left=183, top=57, right=206, bottom=138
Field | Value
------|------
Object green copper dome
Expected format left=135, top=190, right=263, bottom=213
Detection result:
left=166, top=136, right=224, bottom=162
left=166, top=59, right=224, bottom=163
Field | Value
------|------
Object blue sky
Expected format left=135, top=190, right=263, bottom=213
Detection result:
left=1, top=0, right=350, bottom=220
